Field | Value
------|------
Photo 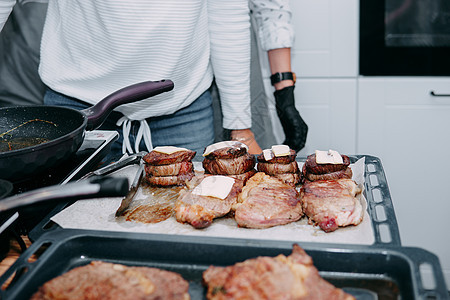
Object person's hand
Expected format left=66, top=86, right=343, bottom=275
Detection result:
left=230, top=129, right=262, bottom=154
left=274, top=85, right=308, bottom=152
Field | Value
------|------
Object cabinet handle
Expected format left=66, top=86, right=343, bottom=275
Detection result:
left=430, top=91, right=450, bottom=97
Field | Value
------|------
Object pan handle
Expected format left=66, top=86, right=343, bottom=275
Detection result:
left=83, top=79, right=174, bottom=130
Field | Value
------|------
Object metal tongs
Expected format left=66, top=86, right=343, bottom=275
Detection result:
left=79, top=151, right=146, bottom=180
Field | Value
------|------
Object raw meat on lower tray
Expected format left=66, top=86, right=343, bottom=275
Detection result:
left=30, top=261, right=190, bottom=300
left=203, top=244, right=355, bottom=300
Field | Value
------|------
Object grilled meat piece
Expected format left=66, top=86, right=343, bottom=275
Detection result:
left=300, top=179, right=363, bottom=233
left=145, top=161, right=193, bottom=176
left=273, top=173, right=301, bottom=187
left=256, top=149, right=297, bottom=164
left=234, top=172, right=303, bottom=229
left=203, top=141, right=248, bottom=159
left=227, top=169, right=257, bottom=184
left=143, top=149, right=196, bottom=165
left=203, top=152, right=256, bottom=175
left=257, top=161, right=299, bottom=175
left=303, top=168, right=352, bottom=182
left=203, top=244, right=355, bottom=300
left=174, top=175, right=243, bottom=229
left=144, top=148, right=196, bottom=187
left=146, top=173, right=195, bottom=187
left=302, top=153, right=352, bottom=182
left=31, top=261, right=190, bottom=300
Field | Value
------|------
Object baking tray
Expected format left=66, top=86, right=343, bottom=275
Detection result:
left=28, top=155, right=402, bottom=246
left=0, top=229, right=447, bottom=300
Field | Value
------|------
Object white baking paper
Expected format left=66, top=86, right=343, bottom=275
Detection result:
left=51, top=157, right=374, bottom=245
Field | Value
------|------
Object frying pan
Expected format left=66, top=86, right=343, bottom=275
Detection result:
left=0, top=80, right=174, bottom=181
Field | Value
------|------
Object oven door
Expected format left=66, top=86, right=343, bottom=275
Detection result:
left=360, top=0, right=450, bottom=76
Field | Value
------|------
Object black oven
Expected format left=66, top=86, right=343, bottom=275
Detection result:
left=360, top=0, right=450, bottom=76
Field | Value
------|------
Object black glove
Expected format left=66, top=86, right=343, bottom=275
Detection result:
left=274, top=85, right=308, bottom=152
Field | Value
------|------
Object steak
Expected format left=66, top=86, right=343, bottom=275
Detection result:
left=30, top=261, right=190, bottom=300
left=257, top=161, right=299, bottom=175
left=203, top=244, right=355, bottom=300
left=203, top=152, right=256, bottom=175
left=234, top=172, right=303, bottom=229
left=174, top=175, right=243, bottom=229
left=146, top=173, right=195, bottom=187
left=203, top=141, right=248, bottom=159
left=272, top=173, right=301, bottom=187
left=256, top=150, right=301, bottom=186
left=144, top=148, right=196, bottom=187
left=227, top=169, right=257, bottom=184
left=143, top=149, right=196, bottom=165
left=303, top=153, right=350, bottom=175
left=303, top=168, right=352, bottom=182
left=144, top=161, right=193, bottom=176
left=300, top=179, right=363, bottom=232
left=256, top=149, right=297, bottom=164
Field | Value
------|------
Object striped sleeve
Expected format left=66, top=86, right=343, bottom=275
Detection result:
left=0, top=0, right=15, bottom=32
left=208, top=0, right=252, bottom=130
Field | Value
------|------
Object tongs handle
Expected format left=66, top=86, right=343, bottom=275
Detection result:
left=79, top=151, right=146, bottom=180
left=0, top=176, right=129, bottom=212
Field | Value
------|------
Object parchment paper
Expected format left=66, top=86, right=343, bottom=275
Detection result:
left=51, top=157, right=374, bottom=245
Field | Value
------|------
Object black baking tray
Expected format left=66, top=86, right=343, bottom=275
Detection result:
left=28, top=155, right=402, bottom=246
left=0, top=229, right=447, bottom=300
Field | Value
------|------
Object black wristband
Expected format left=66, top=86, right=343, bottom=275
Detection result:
left=270, top=72, right=296, bottom=86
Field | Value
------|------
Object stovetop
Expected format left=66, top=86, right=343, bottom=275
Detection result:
left=0, top=130, right=118, bottom=236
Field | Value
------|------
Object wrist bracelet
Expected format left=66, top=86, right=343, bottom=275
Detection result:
left=270, top=72, right=296, bottom=86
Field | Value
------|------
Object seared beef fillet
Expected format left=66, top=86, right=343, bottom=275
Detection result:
left=144, top=148, right=196, bottom=187
left=234, top=172, right=303, bottom=229
left=31, top=261, right=190, bottom=300
left=256, top=149, right=300, bottom=186
left=144, top=161, right=193, bottom=176
left=143, top=149, right=196, bottom=165
left=300, top=179, right=363, bottom=232
left=146, top=173, right=195, bottom=187
left=257, top=161, right=299, bottom=175
left=303, top=168, right=352, bottom=182
left=203, top=142, right=248, bottom=159
left=203, top=244, right=355, bottom=300
left=302, top=153, right=352, bottom=182
left=203, top=152, right=256, bottom=175
left=174, top=175, right=243, bottom=229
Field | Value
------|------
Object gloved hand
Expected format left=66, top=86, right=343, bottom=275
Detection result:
left=274, top=85, right=308, bottom=152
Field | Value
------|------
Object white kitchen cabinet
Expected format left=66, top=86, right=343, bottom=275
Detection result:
left=290, top=0, right=358, bottom=77
left=357, top=77, right=450, bottom=286
left=267, top=78, right=358, bottom=156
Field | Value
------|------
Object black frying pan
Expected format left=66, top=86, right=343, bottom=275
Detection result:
left=0, top=80, right=174, bottom=181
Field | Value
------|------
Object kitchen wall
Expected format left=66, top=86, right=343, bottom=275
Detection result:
left=275, top=0, right=450, bottom=288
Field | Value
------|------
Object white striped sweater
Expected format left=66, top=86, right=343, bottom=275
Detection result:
left=0, top=0, right=252, bottom=130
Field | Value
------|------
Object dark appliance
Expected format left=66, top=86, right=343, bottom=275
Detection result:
left=360, top=0, right=450, bottom=76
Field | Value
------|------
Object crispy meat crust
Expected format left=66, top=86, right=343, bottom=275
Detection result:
left=256, top=149, right=297, bottom=164
left=143, top=149, right=196, bottom=165
left=203, top=144, right=248, bottom=159
left=203, top=244, right=355, bottom=300
left=303, top=153, right=350, bottom=175
left=203, top=152, right=256, bottom=175
left=31, top=261, right=190, bottom=300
